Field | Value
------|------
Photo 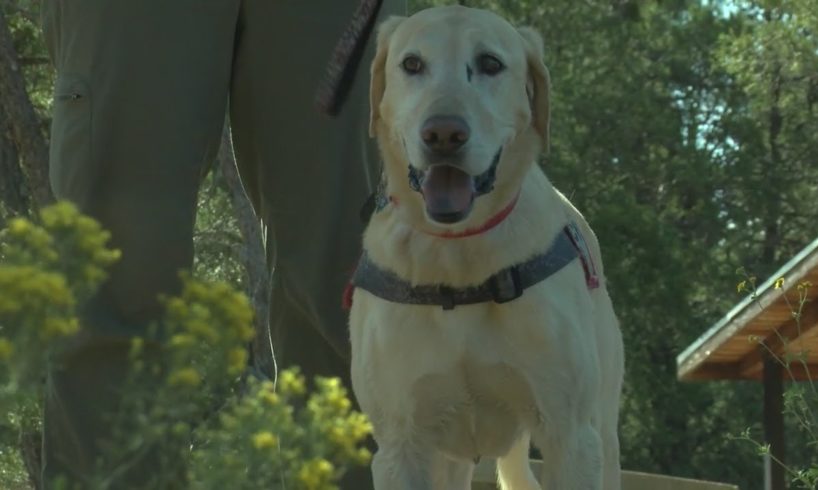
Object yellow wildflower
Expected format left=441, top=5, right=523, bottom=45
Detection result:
left=169, top=334, right=195, bottom=348
left=326, top=389, right=351, bottom=412
left=328, top=425, right=348, bottom=446
left=278, top=369, right=306, bottom=396
left=297, top=458, right=335, bottom=490
left=41, top=317, right=80, bottom=340
left=168, top=367, right=201, bottom=387
left=40, top=200, right=79, bottom=228
left=354, top=447, right=372, bottom=465
left=774, top=277, right=785, bottom=290
left=346, top=413, right=373, bottom=440
left=252, top=431, right=278, bottom=450
left=165, top=298, right=188, bottom=317
left=227, top=347, right=248, bottom=375
left=259, top=382, right=281, bottom=407
left=0, top=337, right=13, bottom=361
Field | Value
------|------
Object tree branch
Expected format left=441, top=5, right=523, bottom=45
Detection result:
left=0, top=10, right=53, bottom=209
left=0, top=103, right=29, bottom=216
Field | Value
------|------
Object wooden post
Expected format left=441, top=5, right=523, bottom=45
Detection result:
left=763, top=354, right=786, bottom=490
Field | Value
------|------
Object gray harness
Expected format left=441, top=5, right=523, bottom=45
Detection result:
left=348, top=222, right=598, bottom=310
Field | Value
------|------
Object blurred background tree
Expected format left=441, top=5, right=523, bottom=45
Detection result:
left=1, top=0, right=817, bottom=488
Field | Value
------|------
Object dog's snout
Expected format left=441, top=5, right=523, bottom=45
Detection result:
left=421, top=116, right=470, bottom=155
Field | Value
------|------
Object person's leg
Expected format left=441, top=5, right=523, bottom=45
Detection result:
left=230, top=0, right=405, bottom=378
left=229, top=1, right=405, bottom=487
left=40, top=0, right=239, bottom=486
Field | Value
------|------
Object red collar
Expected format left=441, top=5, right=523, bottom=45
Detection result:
left=423, top=191, right=520, bottom=239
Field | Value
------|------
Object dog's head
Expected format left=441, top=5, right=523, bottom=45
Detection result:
left=369, top=6, right=550, bottom=226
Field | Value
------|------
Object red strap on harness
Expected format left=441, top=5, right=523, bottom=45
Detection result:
left=564, top=223, right=600, bottom=290
left=342, top=281, right=356, bottom=310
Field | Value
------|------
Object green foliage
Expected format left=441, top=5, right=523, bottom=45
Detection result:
left=0, top=203, right=372, bottom=490
left=0, top=202, right=119, bottom=402
left=191, top=373, right=372, bottom=490
left=0, top=202, right=120, bottom=488
left=193, top=169, right=245, bottom=288
left=2, top=0, right=55, bottom=116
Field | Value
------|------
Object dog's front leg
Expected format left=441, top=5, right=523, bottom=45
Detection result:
left=534, top=423, right=603, bottom=490
left=371, top=442, right=437, bottom=490
left=372, top=444, right=473, bottom=490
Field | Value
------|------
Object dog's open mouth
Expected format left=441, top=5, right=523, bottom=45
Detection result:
left=409, top=149, right=502, bottom=224
left=421, top=165, right=475, bottom=223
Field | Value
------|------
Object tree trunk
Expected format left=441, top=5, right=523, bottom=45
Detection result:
left=0, top=103, right=29, bottom=218
left=217, top=125, right=275, bottom=380
left=760, top=59, right=783, bottom=271
left=18, top=422, right=42, bottom=490
left=0, top=11, right=48, bottom=489
left=0, top=10, right=53, bottom=210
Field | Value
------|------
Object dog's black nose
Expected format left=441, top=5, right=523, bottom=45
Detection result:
left=421, top=116, right=470, bottom=155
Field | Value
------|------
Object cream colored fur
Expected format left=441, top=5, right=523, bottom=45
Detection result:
left=349, top=6, right=625, bottom=489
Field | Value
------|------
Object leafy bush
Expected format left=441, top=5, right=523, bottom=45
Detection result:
left=0, top=202, right=371, bottom=490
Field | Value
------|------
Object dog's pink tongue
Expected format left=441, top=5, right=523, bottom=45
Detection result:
left=420, top=165, right=475, bottom=221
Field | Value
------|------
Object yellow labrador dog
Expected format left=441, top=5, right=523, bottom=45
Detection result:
left=347, top=6, right=624, bottom=490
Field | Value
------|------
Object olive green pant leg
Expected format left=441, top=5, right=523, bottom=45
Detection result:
left=230, top=0, right=406, bottom=375
left=40, top=1, right=239, bottom=486
left=229, top=2, right=405, bottom=487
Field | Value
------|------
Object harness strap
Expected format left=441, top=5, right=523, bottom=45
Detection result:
left=345, top=223, right=594, bottom=310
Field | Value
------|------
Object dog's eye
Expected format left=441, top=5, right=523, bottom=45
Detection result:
left=401, top=55, right=424, bottom=75
left=477, top=54, right=504, bottom=76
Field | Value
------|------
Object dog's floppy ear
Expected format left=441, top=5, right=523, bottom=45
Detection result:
left=369, top=16, right=405, bottom=137
left=518, top=27, right=551, bottom=151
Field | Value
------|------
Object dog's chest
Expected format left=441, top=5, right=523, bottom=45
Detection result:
left=410, top=356, right=540, bottom=460
left=350, top=271, right=587, bottom=461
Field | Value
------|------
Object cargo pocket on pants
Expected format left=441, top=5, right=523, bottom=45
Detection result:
left=49, top=75, right=93, bottom=203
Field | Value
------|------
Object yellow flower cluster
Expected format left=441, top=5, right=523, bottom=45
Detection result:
left=40, top=202, right=121, bottom=283
left=252, top=431, right=278, bottom=450
left=0, top=202, right=119, bottom=404
left=227, top=347, right=248, bottom=376
left=278, top=368, right=307, bottom=396
left=156, top=276, right=257, bottom=395
left=1, top=203, right=378, bottom=489
left=5, top=217, right=57, bottom=263
left=308, top=377, right=374, bottom=466
left=260, top=383, right=280, bottom=407
left=188, top=369, right=373, bottom=489
left=296, top=458, right=336, bottom=490
left=167, top=367, right=202, bottom=388
left=0, top=337, right=12, bottom=361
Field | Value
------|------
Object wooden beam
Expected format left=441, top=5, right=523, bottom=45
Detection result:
left=739, top=300, right=818, bottom=378
left=763, top=355, right=786, bottom=490
left=774, top=363, right=818, bottom=382
left=678, top=362, right=742, bottom=381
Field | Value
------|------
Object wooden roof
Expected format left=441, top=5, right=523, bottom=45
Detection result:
left=677, top=237, right=818, bottom=381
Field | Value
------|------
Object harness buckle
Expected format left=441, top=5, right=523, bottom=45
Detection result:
left=489, top=266, right=523, bottom=304
left=439, top=285, right=457, bottom=310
